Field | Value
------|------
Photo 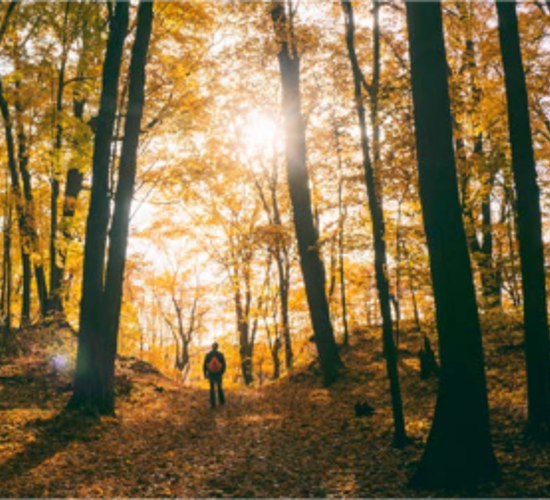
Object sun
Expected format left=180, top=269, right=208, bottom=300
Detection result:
left=241, top=112, right=278, bottom=154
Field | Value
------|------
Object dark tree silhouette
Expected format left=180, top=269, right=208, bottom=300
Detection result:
left=70, top=0, right=154, bottom=415
left=406, top=1, right=500, bottom=488
left=271, top=1, right=341, bottom=385
left=101, top=0, right=154, bottom=413
left=69, top=3, right=130, bottom=415
left=496, top=0, right=550, bottom=436
left=341, top=0, right=407, bottom=448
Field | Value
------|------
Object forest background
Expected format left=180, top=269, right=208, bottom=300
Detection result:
left=1, top=0, right=550, bottom=493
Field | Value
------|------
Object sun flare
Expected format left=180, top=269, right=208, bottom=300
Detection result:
left=241, top=113, right=278, bottom=152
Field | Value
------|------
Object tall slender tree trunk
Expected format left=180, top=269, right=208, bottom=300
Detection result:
left=0, top=79, right=31, bottom=324
left=49, top=72, right=65, bottom=315
left=504, top=189, right=521, bottom=307
left=332, top=114, right=350, bottom=346
left=404, top=245, right=422, bottom=332
left=406, top=1, right=499, bottom=487
left=496, top=0, right=550, bottom=436
left=271, top=2, right=341, bottom=385
left=48, top=2, right=71, bottom=315
left=14, top=79, right=49, bottom=317
left=275, top=250, right=292, bottom=368
left=20, top=250, right=30, bottom=323
left=457, top=4, right=501, bottom=309
left=234, top=266, right=256, bottom=385
left=394, top=200, right=403, bottom=343
left=270, top=158, right=293, bottom=370
left=58, top=13, right=94, bottom=299
left=1, top=180, right=12, bottom=347
left=100, top=0, right=154, bottom=414
left=69, top=2, right=130, bottom=415
left=341, top=0, right=407, bottom=447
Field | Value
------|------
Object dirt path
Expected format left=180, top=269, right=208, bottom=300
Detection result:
left=0, top=370, right=416, bottom=498
left=2, top=325, right=550, bottom=497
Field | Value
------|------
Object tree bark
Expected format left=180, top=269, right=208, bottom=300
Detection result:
left=48, top=2, right=72, bottom=315
left=69, top=2, right=130, bottom=415
left=496, top=0, right=550, bottom=436
left=457, top=4, right=501, bottom=309
left=58, top=17, right=93, bottom=300
left=1, top=178, right=12, bottom=347
left=101, top=0, right=153, bottom=414
left=0, top=1, right=17, bottom=44
left=14, top=78, right=49, bottom=318
left=0, top=78, right=31, bottom=324
left=335, top=124, right=350, bottom=346
left=271, top=2, right=341, bottom=385
left=341, top=0, right=407, bottom=447
left=406, top=1, right=499, bottom=487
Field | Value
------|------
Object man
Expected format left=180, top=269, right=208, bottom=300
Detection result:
left=203, top=342, right=226, bottom=408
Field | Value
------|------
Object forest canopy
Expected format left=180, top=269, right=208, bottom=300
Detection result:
left=1, top=0, right=550, bottom=492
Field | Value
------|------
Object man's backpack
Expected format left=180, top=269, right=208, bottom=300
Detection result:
left=207, top=355, right=223, bottom=374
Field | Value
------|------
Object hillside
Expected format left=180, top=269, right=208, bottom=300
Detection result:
left=0, top=319, right=549, bottom=498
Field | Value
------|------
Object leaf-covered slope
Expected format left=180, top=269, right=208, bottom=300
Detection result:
left=0, top=319, right=548, bottom=497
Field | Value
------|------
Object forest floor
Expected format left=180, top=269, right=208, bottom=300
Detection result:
left=1, top=316, right=550, bottom=498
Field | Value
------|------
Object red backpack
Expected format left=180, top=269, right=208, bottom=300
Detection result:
left=207, top=355, right=223, bottom=374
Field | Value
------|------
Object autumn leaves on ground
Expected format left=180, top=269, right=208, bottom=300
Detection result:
left=1, top=318, right=549, bottom=498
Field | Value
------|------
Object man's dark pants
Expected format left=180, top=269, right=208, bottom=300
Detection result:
left=209, top=374, right=225, bottom=407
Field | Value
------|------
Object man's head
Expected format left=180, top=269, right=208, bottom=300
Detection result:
left=212, top=342, right=219, bottom=352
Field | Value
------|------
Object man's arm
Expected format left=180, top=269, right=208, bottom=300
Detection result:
left=203, top=354, right=209, bottom=378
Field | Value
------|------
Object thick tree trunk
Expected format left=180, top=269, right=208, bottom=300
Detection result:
left=69, top=2, right=130, bottom=415
left=406, top=1, right=499, bottom=487
left=341, top=0, right=407, bottom=447
left=271, top=2, right=341, bottom=385
left=101, top=0, right=154, bottom=414
left=496, top=0, right=550, bottom=436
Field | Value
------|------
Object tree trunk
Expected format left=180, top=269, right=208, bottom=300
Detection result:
left=14, top=80, right=49, bottom=318
left=404, top=243, right=421, bottom=332
left=48, top=3, right=72, bottom=316
left=100, top=0, right=154, bottom=414
left=406, top=1, right=499, bottom=487
left=58, top=15, right=94, bottom=298
left=0, top=78, right=31, bottom=325
left=0, top=1, right=17, bottom=44
left=69, top=2, right=130, bottom=415
left=341, top=0, right=407, bottom=447
left=271, top=2, right=341, bottom=385
left=235, top=275, right=254, bottom=385
left=479, top=170, right=502, bottom=309
left=276, top=250, right=292, bottom=369
left=1, top=180, right=12, bottom=348
left=269, top=154, right=293, bottom=370
left=49, top=73, right=65, bottom=316
left=504, top=190, right=521, bottom=307
left=457, top=4, right=501, bottom=310
left=333, top=116, right=350, bottom=346
left=496, top=0, right=550, bottom=436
